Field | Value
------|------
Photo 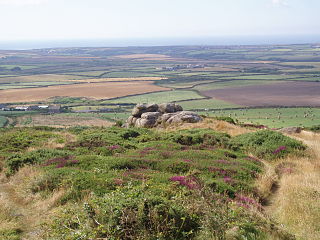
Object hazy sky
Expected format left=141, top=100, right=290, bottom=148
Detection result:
left=0, top=0, right=319, bottom=41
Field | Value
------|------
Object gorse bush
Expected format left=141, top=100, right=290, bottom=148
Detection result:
left=231, top=130, right=306, bottom=160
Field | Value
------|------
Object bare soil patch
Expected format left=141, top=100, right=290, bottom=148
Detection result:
left=201, top=81, right=320, bottom=107
left=0, top=81, right=170, bottom=103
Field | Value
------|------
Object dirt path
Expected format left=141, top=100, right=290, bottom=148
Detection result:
left=0, top=180, right=42, bottom=239
left=265, top=131, right=320, bottom=240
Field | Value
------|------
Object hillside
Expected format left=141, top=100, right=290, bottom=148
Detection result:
left=0, top=119, right=318, bottom=239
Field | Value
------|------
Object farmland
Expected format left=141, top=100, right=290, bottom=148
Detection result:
left=0, top=81, right=169, bottom=103
left=201, top=81, right=320, bottom=107
left=0, top=44, right=319, bottom=129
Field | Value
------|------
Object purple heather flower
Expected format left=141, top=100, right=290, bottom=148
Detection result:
left=169, top=176, right=200, bottom=190
left=109, top=145, right=121, bottom=150
left=273, top=146, right=286, bottom=154
left=223, top=176, right=232, bottom=183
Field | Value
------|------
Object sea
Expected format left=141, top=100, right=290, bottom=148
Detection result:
left=0, top=35, right=320, bottom=50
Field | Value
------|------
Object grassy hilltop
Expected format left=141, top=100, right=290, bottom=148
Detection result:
left=1, top=118, right=318, bottom=240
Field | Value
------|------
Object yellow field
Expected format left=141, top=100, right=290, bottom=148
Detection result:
left=0, top=81, right=170, bottom=103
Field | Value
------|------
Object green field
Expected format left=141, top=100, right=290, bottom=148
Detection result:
left=205, top=107, right=320, bottom=128
left=104, top=90, right=205, bottom=104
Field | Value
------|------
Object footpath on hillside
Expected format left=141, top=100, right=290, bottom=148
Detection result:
left=266, top=131, right=320, bottom=240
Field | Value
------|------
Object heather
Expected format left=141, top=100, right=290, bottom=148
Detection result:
left=231, top=130, right=306, bottom=160
left=0, top=126, right=304, bottom=239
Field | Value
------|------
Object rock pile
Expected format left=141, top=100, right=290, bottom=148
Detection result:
left=124, top=103, right=202, bottom=128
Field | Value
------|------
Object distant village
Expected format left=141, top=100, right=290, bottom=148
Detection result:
left=0, top=104, right=61, bottom=113
left=159, top=64, right=207, bottom=71
left=0, top=103, right=123, bottom=114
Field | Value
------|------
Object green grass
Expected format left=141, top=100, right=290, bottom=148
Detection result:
left=206, top=107, right=320, bottom=128
left=0, top=116, right=8, bottom=128
left=103, top=90, right=205, bottom=104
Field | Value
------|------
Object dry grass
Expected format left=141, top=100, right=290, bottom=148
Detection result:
left=265, top=131, right=320, bottom=240
left=0, top=166, right=65, bottom=239
left=164, top=118, right=252, bottom=136
left=0, top=81, right=170, bottom=103
left=255, top=160, right=278, bottom=202
left=16, top=114, right=114, bottom=128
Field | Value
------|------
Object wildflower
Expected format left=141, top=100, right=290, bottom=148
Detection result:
left=223, top=176, right=232, bottom=183
left=169, top=175, right=200, bottom=190
left=273, top=146, right=286, bottom=154
left=109, top=145, right=121, bottom=150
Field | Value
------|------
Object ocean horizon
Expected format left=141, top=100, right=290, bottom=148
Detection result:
left=1, top=35, right=320, bottom=50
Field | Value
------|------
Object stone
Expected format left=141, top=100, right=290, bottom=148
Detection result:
left=158, top=103, right=182, bottom=113
left=132, top=103, right=159, bottom=117
left=166, top=111, right=202, bottom=124
left=280, top=127, right=302, bottom=134
left=125, top=103, right=202, bottom=128
left=135, top=118, right=157, bottom=128
left=141, top=112, right=161, bottom=120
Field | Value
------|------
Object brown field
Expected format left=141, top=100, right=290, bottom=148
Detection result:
left=201, top=81, right=320, bottom=107
left=16, top=114, right=113, bottom=128
left=0, top=81, right=170, bottom=103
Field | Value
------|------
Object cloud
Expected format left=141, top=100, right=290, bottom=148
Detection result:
left=0, top=0, right=48, bottom=6
left=272, top=0, right=289, bottom=6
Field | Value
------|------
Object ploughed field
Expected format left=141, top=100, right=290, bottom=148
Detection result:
left=201, top=81, right=320, bottom=107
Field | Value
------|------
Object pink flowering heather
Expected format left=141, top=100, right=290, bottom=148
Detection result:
left=169, top=176, right=200, bottom=190
left=109, top=145, right=121, bottom=150
left=182, top=159, right=192, bottom=163
left=223, top=176, right=233, bottom=183
left=235, top=194, right=262, bottom=210
left=273, top=146, right=286, bottom=154
left=42, top=156, right=78, bottom=168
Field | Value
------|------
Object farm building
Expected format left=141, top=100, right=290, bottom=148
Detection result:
left=48, top=105, right=61, bottom=113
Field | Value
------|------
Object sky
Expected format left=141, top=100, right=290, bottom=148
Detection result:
left=0, top=0, right=319, bottom=42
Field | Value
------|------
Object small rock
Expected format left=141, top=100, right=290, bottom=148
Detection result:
left=280, top=127, right=302, bottom=134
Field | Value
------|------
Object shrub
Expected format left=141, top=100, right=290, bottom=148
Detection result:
left=5, top=149, right=71, bottom=175
left=308, top=125, right=320, bottom=132
left=164, top=129, right=231, bottom=147
left=231, top=130, right=306, bottom=160
left=214, top=116, right=237, bottom=125
left=45, top=185, right=200, bottom=240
